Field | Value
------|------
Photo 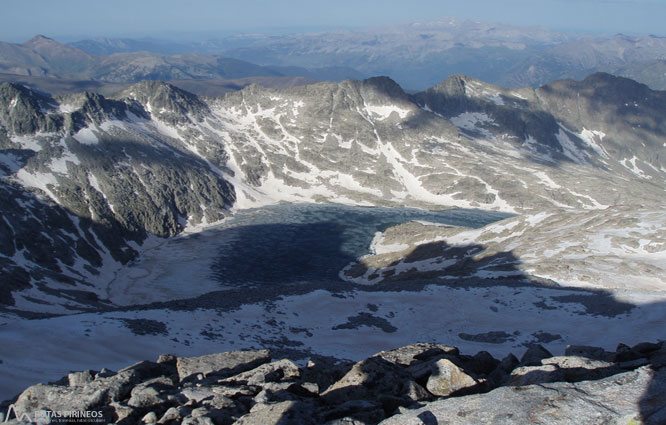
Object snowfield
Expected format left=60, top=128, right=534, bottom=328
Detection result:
left=2, top=282, right=665, bottom=401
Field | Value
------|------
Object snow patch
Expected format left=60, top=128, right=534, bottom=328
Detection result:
left=370, top=232, right=409, bottom=255
left=49, top=143, right=81, bottom=174
left=14, top=169, right=60, bottom=202
left=10, top=135, right=43, bottom=151
left=555, top=129, right=587, bottom=164
left=621, top=156, right=651, bottom=179
left=74, top=127, right=100, bottom=145
left=525, top=212, right=554, bottom=226
left=58, top=102, right=78, bottom=114
left=450, top=112, right=497, bottom=132
left=365, top=104, right=411, bottom=120
left=292, top=100, right=304, bottom=117
left=533, top=171, right=561, bottom=189
left=579, top=128, right=608, bottom=158
left=327, top=173, right=383, bottom=197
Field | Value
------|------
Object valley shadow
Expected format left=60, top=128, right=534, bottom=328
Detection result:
left=257, top=237, right=664, bottom=423
left=112, top=224, right=666, bottom=423
left=2, top=197, right=665, bottom=420
left=134, top=221, right=653, bottom=324
left=0, top=72, right=130, bottom=97
left=210, top=221, right=355, bottom=285
left=347, top=239, right=633, bottom=317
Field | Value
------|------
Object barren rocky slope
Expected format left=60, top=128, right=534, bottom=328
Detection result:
left=0, top=82, right=236, bottom=310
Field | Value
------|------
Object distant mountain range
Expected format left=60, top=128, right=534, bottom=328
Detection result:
left=501, top=34, right=666, bottom=89
left=0, top=35, right=362, bottom=91
left=2, top=18, right=666, bottom=93
left=64, top=19, right=666, bottom=91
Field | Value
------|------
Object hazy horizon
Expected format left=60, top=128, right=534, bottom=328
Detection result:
left=1, top=0, right=665, bottom=43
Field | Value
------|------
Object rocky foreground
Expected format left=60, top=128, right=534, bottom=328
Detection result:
left=2, top=341, right=665, bottom=425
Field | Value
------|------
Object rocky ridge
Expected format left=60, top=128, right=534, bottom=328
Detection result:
left=2, top=341, right=665, bottom=424
left=354, top=73, right=666, bottom=289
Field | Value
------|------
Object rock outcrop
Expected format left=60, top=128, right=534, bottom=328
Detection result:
left=2, top=341, right=664, bottom=425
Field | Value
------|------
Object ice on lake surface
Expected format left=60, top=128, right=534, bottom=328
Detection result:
left=211, top=204, right=511, bottom=285
left=110, top=204, right=510, bottom=303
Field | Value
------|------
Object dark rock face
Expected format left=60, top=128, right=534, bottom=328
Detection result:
left=519, top=344, right=553, bottom=366
left=0, top=83, right=63, bottom=135
left=3, top=341, right=664, bottom=425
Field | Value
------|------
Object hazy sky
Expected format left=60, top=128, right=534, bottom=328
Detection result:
left=1, top=0, right=665, bottom=42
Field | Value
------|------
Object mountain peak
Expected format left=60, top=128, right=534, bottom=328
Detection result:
left=355, top=76, right=406, bottom=98
left=362, top=76, right=403, bottom=91
left=425, top=74, right=480, bottom=97
left=581, top=71, right=639, bottom=85
left=23, top=34, right=58, bottom=46
left=121, top=81, right=209, bottom=123
left=20, top=34, right=92, bottom=63
left=0, top=82, right=62, bottom=135
left=339, top=76, right=409, bottom=104
left=0, top=81, right=29, bottom=94
left=122, top=80, right=201, bottom=104
left=0, top=81, right=54, bottom=105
